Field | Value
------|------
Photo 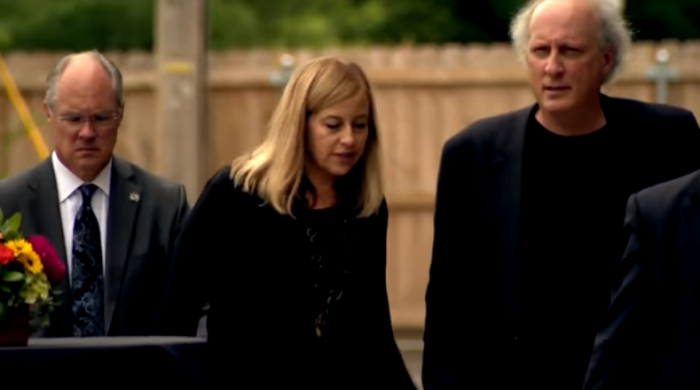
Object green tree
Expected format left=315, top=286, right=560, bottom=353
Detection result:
left=208, top=0, right=385, bottom=48
left=626, top=0, right=700, bottom=40
left=0, top=0, right=153, bottom=51
left=0, top=0, right=696, bottom=51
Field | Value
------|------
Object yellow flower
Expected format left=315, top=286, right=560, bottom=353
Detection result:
left=18, top=250, right=43, bottom=274
left=5, top=239, right=43, bottom=274
left=5, top=239, right=29, bottom=256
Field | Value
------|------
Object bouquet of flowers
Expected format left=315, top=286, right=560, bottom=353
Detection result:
left=0, top=208, right=65, bottom=336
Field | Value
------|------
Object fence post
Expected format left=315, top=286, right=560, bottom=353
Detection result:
left=645, top=48, right=679, bottom=104
left=270, top=53, right=295, bottom=90
left=154, top=0, right=208, bottom=203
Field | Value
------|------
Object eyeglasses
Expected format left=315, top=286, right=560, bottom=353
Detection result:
left=54, top=112, right=121, bottom=130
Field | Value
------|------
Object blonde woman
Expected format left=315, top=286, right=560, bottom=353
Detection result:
left=156, top=57, right=416, bottom=389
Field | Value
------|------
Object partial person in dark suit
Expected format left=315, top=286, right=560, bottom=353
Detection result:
left=421, top=0, right=700, bottom=389
left=155, top=57, right=415, bottom=389
left=583, top=169, right=700, bottom=390
left=0, top=50, right=189, bottom=337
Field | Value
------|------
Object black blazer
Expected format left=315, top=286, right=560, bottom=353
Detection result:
left=583, top=169, right=700, bottom=390
left=422, top=95, right=700, bottom=390
left=0, top=156, right=189, bottom=336
left=156, top=167, right=415, bottom=389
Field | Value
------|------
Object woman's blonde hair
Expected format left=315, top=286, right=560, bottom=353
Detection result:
left=230, top=56, right=384, bottom=218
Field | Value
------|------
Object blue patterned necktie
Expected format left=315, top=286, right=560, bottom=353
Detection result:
left=71, top=183, right=105, bottom=337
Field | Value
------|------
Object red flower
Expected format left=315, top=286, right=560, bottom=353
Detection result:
left=26, top=236, right=65, bottom=284
left=0, top=243, right=12, bottom=266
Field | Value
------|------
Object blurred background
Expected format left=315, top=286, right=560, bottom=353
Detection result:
left=0, top=0, right=699, bottom=386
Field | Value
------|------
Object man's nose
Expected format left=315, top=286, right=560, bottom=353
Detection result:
left=544, top=53, right=564, bottom=75
left=77, top=121, right=98, bottom=138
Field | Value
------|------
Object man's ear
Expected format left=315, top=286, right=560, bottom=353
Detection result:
left=602, top=49, right=614, bottom=78
left=42, top=100, right=52, bottom=122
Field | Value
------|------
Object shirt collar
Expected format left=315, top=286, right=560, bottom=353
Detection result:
left=51, top=151, right=112, bottom=203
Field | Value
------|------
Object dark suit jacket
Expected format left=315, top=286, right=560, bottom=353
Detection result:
left=155, top=167, right=415, bottom=389
left=422, top=95, right=700, bottom=390
left=583, top=169, right=700, bottom=390
left=0, top=155, right=189, bottom=336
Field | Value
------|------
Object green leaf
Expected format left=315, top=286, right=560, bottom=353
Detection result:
left=2, top=271, right=24, bottom=282
left=0, top=208, right=4, bottom=225
left=2, top=212, right=21, bottom=233
left=0, top=285, right=10, bottom=293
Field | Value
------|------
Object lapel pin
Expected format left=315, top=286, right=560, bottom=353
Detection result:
left=129, top=192, right=140, bottom=202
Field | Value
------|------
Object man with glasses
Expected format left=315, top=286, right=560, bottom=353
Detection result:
left=0, top=50, right=190, bottom=337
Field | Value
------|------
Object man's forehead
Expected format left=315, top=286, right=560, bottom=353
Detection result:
left=529, top=1, right=599, bottom=43
left=55, top=56, right=112, bottom=87
left=51, top=89, right=119, bottom=113
left=53, top=67, right=114, bottom=98
left=56, top=72, right=112, bottom=90
left=529, top=29, right=596, bottom=45
left=532, top=0, right=598, bottom=25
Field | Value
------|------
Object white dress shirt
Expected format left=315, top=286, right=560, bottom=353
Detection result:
left=51, top=151, right=111, bottom=281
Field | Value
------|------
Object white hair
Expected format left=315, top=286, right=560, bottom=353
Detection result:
left=509, top=0, right=633, bottom=84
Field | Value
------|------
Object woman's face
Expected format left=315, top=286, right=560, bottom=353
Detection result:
left=306, top=92, right=370, bottom=184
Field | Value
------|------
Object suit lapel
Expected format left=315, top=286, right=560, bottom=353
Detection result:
left=28, top=159, right=67, bottom=263
left=27, top=158, right=72, bottom=335
left=485, top=105, right=533, bottom=322
left=104, top=157, right=141, bottom=334
left=680, top=177, right=700, bottom=260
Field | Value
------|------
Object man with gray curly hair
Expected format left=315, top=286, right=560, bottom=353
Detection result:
left=421, top=0, right=700, bottom=389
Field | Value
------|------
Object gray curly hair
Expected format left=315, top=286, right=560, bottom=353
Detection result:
left=509, top=0, right=633, bottom=84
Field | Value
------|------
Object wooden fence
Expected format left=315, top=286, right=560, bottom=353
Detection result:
left=1, top=41, right=700, bottom=330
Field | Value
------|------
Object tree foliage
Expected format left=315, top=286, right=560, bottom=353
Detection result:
left=0, top=0, right=696, bottom=52
left=0, top=0, right=153, bottom=51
